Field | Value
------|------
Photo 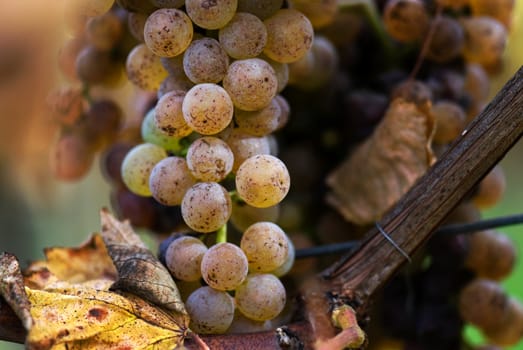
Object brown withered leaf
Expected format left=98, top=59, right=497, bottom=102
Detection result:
left=0, top=252, right=33, bottom=331
left=23, top=234, right=117, bottom=289
left=327, top=98, right=435, bottom=225
left=100, top=208, right=187, bottom=315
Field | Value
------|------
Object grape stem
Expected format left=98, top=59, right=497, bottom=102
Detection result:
left=295, top=213, right=523, bottom=259
left=215, top=224, right=227, bottom=244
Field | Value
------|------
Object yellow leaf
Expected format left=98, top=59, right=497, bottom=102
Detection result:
left=24, top=234, right=117, bottom=288
left=25, top=286, right=189, bottom=350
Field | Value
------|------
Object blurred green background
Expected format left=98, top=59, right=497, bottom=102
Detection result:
left=0, top=1, right=522, bottom=350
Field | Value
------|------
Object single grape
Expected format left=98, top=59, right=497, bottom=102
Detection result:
left=126, top=43, right=169, bottom=91
left=382, top=0, right=430, bottom=43
left=181, top=182, right=232, bottom=233
left=235, top=273, right=286, bottom=321
left=83, top=99, right=123, bottom=150
left=240, top=222, right=289, bottom=272
left=185, top=0, right=238, bottom=30
left=200, top=242, right=248, bottom=290
left=426, top=16, right=464, bottom=64
left=100, top=142, right=135, bottom=188
left=165, top=236, right=208, bottom=281
left=465, top=230, right=516, bottom=281
left=465, top=63, right=491, bottom=107
left=219, top=12, right=268, bottom=59
left=235, top=154, right=290, bottom=208
left=484, top=298, right=523, bottom=347
left=263, top=9, right=314, bottom=63
left=461, top=16, right=507, bottom=67
left=224, top=129, right=271, bottom=172
left=121, top=143, right=168, bottom=196
left=85, top=11, right=123, bottom=51
left=141, top=109, right=184, bottom=153
left=234, top=97, right=282, bottom=136
left=51, top=131, right=95, bottom=181
left=149, top=156, right=197, bottom=206
left=154, top=90, right=193, bottom=138
left=472, top=165, right=506, bottom=209
left=76, top=45, right=119, bottom=86
left=186, top=136, right=234, bottom=182
left=186, top=286, right=235, bottom=334
left=182, top=83, right=234, bottom=135
left=431, top=100, right=467, bottom=144
left=230, top=200, right=280, bottom=232
left=274, top=95, right=290, bottom=130
left=46, top=86, right=84, bottom=126
left=237, top=0, right=283, bottom=19
left=223, top=58, right=278, bottom=111
left=183, top=38, right=229, bottom=84
left=144, top=8, right=193, bottom=57
left=458, top=278, right=511, bottom=333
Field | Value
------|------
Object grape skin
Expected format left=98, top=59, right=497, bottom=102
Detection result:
left=234, top=97, right=282, bottom=137
left=144, top=8, right=193, bottom=57
left=382, top=0, right=430, bottom=43
left=200, top=242, right=248, bottom=291
left=263, top=9, right=314, bottom=63
left=223, top=58, right=278, bottom=111
left=460, top=16, right=507, bottom=67
left=182, top=83, right=234, bottom=135
left=235, top=154, right=290, bottom=208
left=154, top=90, right=193, bottom=138
left=186, top=286, right=235, bottom=334
left=165, top=236, right=207, bottom=281
left=224, top=129, right=271, bottom=172
left=235, top=273, right=286, bottom=321
left=218, top=12, right=268, bottom=59
left=181, top=182, right=232, bottom=233
left=149, top=156, right=197, bottom=206
left=240, top=222, right=289, bottom=272
left=141, top=109, right=184, bottom=153
left=185, top=0, right=238, bottom=30
left=186, top=136, right=234, bottom=182
left=126, top=43, right=169, bottom=91
left=183, top=38, right=230, bottom=84
left=121, top=143, right=168, bottom=197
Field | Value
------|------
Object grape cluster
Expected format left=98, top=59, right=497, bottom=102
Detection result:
left=46, top=0, right=522, bottom=346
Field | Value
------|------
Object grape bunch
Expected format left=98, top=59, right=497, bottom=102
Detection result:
left=45, top=0, right=523, bottom=347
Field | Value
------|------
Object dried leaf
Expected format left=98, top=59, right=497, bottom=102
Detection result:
left=0, top=252, right=33, bottom=330
left=24, top=234, right=117, bottom=289
left=327, top=98, right=435, bottom=225
left=25, top=286, right=189, bottom=350
left=100, top=208, right=187, bottom=315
